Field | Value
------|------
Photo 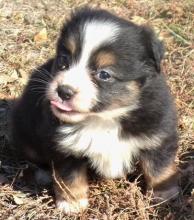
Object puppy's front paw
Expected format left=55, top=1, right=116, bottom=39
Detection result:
left=56, top=198, right=88, bottom=214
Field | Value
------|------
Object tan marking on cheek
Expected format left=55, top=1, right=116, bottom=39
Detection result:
left=91, top=81, right=140, bottom=120
left=95, top=51, right=116, bottom=68
left=126, top=81, right=140, bottom=97
left=108, top=81, right=140, bottom=109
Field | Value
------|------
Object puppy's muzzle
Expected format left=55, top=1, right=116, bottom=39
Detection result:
left=57, top=85, right=76, bottom=101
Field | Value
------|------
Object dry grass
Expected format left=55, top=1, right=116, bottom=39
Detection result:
left=0, top=0, right=193, bottom=219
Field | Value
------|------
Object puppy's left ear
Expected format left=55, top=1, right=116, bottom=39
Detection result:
left=141, top=26, right=164, bottom=72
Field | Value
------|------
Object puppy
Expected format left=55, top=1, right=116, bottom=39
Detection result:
left=11, top=7, right=179, bottom=214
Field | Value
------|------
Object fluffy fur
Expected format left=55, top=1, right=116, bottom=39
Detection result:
left=11, top=7, right=179, bottom=214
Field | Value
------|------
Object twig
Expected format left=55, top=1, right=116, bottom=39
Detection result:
left=51, top=161, right=76, bottom=201
left=143, top=191, right=180, bottom=210
left=162, top=22, right=191, bottom=46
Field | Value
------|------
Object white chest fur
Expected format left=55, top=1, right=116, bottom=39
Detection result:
left=57, top=119, right=162, bottom=179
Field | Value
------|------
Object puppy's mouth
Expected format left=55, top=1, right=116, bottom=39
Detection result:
left=50, top=100, right=80, bottom=114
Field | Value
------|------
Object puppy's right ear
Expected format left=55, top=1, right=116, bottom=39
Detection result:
left=141, top=26, right=165, bottom=73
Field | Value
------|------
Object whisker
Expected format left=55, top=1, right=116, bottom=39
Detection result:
left=29, top=85, right=47, bottom=95
left=29, top=78, right=49, bottom=85
left=37, top=72, right=52, bottom=81
left=29, top=88, right=46, bottom=92
left=29, top=86, right=47, bottom=90
left=28, top=69, right=53, bottom=105
left=43, top=70, right=53, bottom=79
left=35, top=68, right=53, bottom=81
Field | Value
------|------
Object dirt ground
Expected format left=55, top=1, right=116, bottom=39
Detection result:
left=0, top=0, right=193, bottom=219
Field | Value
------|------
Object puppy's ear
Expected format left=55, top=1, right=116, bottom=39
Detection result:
left=141, top=26, right=164, bottom=72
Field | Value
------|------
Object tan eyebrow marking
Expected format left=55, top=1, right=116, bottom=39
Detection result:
left=66, top=36, right=76, bottom=55
left=95, top=51, right=116, bottom=68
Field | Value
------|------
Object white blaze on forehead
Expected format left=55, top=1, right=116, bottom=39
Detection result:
left=80, top=20, right=119, bottom=66
left=63, top=20, right=119, bottom=78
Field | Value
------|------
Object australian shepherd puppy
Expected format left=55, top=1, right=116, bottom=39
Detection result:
left=11, top=7, right=179, bottom=214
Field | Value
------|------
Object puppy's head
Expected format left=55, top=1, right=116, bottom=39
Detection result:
left=47, top=8, right=164, bottom=123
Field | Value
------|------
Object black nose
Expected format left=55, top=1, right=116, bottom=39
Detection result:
left=57, top=85, right=75, bottom=101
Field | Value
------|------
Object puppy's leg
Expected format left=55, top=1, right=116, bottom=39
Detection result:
left=140, top=143, right=179, bottom=201
left=52, top=159, right=88, bottom=214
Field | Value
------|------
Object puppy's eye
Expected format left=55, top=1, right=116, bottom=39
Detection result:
left=57, top=55, right=69, bottom=70
left=97, top=70, right=111, bottom=81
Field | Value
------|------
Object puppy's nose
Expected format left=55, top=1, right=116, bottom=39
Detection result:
left=57, top=85, right=75, bottom=101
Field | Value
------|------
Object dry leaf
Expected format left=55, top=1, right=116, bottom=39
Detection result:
left=13, top=195, right=24, bottom=205
left=0, top=74, right=15, bottom=85
left=34, top=28, right=48, bottom=44
left=131, top=16, right=146, bottom=25
left=14, top=12, right=24, bottom=23
left=18, top=69, right=28, bottom=80
left=10, top=69, right=19, bottom=80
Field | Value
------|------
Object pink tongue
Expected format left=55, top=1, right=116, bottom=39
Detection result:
left=51, top=100, right=73, bottom=112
